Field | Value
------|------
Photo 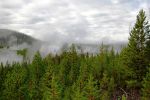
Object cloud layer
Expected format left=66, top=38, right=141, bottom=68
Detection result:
left=0, top=0, right=149, bottom=46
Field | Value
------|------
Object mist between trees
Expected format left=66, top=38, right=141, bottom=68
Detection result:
left=0, top=9, right=150, bottom=100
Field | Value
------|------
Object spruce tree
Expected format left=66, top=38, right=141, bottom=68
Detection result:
left=2, top=63, right=27, bottom=100
left=47, top=75, right=62, bottom=100
left=99, top=72, right=110, bottom=100
left=68, top=44, right=80, bottom=85
left=145, top=20, right=150, bottom=64
left=41, top=65, right=62, bottom=100
left=141, top=67, right=150, bottom=99
left=28, top=51, right=44, bottom=99
left=121, top=9, right=149, bottom=82
left=71, top=83, right=86, bottom=100
left=84, top=74, right=99, bottom=100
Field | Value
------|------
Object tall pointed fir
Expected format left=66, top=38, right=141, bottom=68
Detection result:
left=71, top=83, right=86, bottom=100
left=68, top=44, right=80, bottom=85
left=49, top=75, right=62, bottom=100
left=40, top=65, right=62, bottom=100
left=28, top=51, right=44, bottom=99
left=83, top=74, right=99, bottom=100
left=121, top=10, right=149, bottom=82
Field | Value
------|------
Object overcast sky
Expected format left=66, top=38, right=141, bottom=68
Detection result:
left=0, top=0, right=149, bottom=45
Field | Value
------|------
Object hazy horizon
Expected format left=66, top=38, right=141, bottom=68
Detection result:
left=0, top=0, right=149, bottom=45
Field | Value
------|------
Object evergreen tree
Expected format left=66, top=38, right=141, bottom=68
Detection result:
left=2, top=63, right=27, bottom=100
left=49, top=75, right=62, bottom=100
left=41, top=64, right=62, bottom=100
left=99, top=72, right=110, bottom=100
left=145, top=21, right=150, bottom=64
left=28, top=51, right=44, bottom=99
left=141, top=67, right=150, bottom=99
left=68, top=44, right=80, bottom=85
left=84, top=74, right=99, bottom=100
left=121, top=9, right=149, bottom=82
left=40, top=65, right=53, bottom=100
left=0, top=63, right=12, bottom=99
left=17, top=48, right=28, bottom=62
left=71, top=83, right=86, bottom=100
left=63, top=87, right=72, bottom=100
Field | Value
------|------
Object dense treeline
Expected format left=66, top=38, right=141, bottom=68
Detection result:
left=0, top=10, right=150, bottom=100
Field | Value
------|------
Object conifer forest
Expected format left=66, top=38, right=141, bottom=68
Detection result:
left=0, top=10, right=150, bottom=100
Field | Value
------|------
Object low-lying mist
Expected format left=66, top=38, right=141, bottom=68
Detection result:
left=0, top=29, right=127, bottom=64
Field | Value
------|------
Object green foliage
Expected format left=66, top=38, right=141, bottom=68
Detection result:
left=17, top=48, right=28, bottom=62
left=141, top=67, right=150, bottom=99
left=99, top=72, right=110, bottom=99
left=40, top=65, right=62, bottom=100
left=27, top=51, right=44, bottom=100
left=120, top=9, right=150, bottom=84
left=0, top=9, right=150, bottom=100
left=84, top=74, right=99, bottom=100
left=71, top=83, right=86, bottom=100
left=2, top=63, right=27, bottom=100
left=122, top=94, right=127, bottom=100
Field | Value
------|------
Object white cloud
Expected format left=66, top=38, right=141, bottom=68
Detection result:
left=0, top=0, right=149, bottom=46
left=111, top=0, right=119, bottom=4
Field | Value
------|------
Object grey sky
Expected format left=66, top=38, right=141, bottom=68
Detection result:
left=0, top=0, right=149, bottom=44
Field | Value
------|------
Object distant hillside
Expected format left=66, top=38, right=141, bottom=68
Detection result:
left=0, top=29, right=126, bottom=63
left=0, top=29, right=42, bottom=64
left=0, top=29, right=38, bottom=48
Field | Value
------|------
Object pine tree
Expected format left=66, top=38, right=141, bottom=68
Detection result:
left=40, top=65, right=62, bottom=100
left=40, top=65, right=52, bottom=100
left=108, top=77, right=115, bottom=97
left=28, top=51, right=44, bottom=99
left=121, top=10, right=149, bottom=82
left=58, top=58, right=68, bottom=86
left=2, top=63, right=27, bottom=100
left=17, top=48, right=28, bottom=62
left=43, top=53, right=53, bottom=67
left=145, top=20, right=150, bottom=64
left=49, top=75, right=62, bottom=100
left=99, top=44, right=109, bottom=73
left=84, top=74, right=99, bottom=100
left=141, top=67, right=150, bottom=99
left=63, top=87, right=72, bottom=100
left=68, top=44, right=80, bottom=85
left=71, top=83, right=86, bottom=100
left=32, top=51, right=45, bottom=79
left=99, top=72, right=109, bottom=100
